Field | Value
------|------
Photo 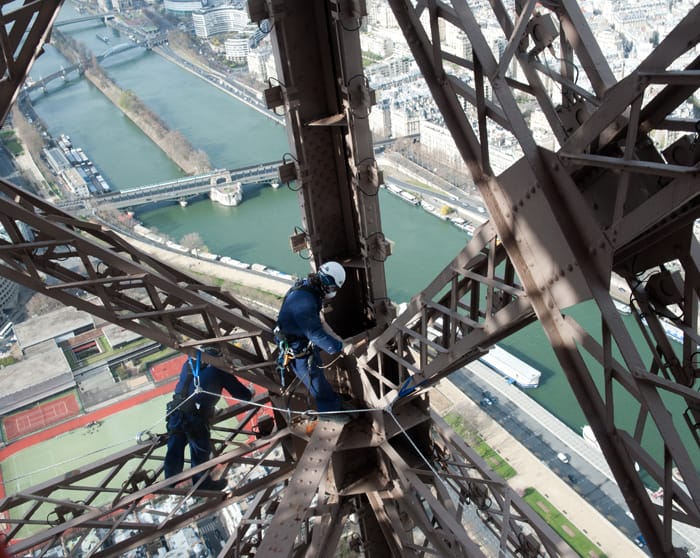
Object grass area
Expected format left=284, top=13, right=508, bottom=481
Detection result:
left=444, top=411, right=516, bottom=480
left=446, top=411, right=605, bottom=554
left=382, top=166, right=437, bottom=191
left=523, top=488, right=607, bottom=558
left=62, top=336, right=156, bottom=371
left=0, top=129, right=23, bottom=155
left=187, top=269, right=284, bottom=309
left=0, top=355, right=17, bottom=366
left=362, top=51, right=383, bottom=66
left=473, top=439, right=517, bottom=480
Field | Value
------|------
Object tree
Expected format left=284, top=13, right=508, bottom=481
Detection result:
left=180, top=232, right=206, bottom=252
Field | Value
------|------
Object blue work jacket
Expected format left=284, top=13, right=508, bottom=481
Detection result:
left=173, top=360, right=251, bottom=418
left=276, top=281, right=342, bottom=354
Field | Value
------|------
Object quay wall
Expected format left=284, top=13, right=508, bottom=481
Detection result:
left=154, top=46, right=285, bottom=126
left=51, top=30, right=212, bottom=176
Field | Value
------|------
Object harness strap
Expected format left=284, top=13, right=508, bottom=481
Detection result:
left=189, top=350, right=202, bottom=391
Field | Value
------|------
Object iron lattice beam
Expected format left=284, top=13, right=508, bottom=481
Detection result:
left=0, top=178, right=279, bottom=390
left=1, top=395, right=572, bottom=557
left=384, top=0, right=700, bottom=555
left=0, top=0, right=64, bottom=125
left=0, top=0, right=699, bottom=556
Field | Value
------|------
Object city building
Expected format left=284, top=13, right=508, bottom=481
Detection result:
left=389, top=104, right=420, bottom=137
left=163, top=0, right=205, bottom=15
left=246, top=45, right=278, bottom=83
left=0, top=340, right=74, bottom=416
left=14, top=306, right=95, bottom=351
left=224, top=36, right=250, bottom=62
left=0, top=224, right=26, bottom=313
left=192, top=6, right=254, bottom=39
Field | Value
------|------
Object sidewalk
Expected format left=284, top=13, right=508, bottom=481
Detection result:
left=431, top=376, right=645, bottom=557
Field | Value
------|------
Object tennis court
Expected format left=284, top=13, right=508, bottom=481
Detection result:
left=2, top=392, right=81, bottom=440
left=1, top=394, right=172, bottom=496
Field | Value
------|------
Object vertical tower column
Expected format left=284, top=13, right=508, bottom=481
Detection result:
left=250, top=0, right=394, bottom=339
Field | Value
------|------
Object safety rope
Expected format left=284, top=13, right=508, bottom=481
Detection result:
left=6, top=380, right=445, bottom=491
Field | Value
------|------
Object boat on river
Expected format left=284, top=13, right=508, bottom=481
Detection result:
left=478, top=345, right=541, bottom=388
left=582, top=425, right=601, bottom=451
left=613, top=299, right=631, bottom=314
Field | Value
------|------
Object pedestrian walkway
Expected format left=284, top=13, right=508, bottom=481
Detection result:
left=430, top=373, right=645, bottom=557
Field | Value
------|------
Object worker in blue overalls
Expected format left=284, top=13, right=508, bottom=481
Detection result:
left=164, top=349, right=252, bottom=490
left=275, top=261, right=351, bottom=422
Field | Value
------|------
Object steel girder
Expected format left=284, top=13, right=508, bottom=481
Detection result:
left=0, top=167, right=569, bottom=555
left=0, top=0, right=64, bottom=125
left=0, top=1, right=698, bottom=557
left=250, top=0, right=394, bottom=340
left=0, top=178, right=279, bottom=389
left=0, top=394, right=570, bottom=557
left=381, top=0, right=700, bottom=556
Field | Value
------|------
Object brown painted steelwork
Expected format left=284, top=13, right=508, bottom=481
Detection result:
left=0, top=0, right=698, bottom=556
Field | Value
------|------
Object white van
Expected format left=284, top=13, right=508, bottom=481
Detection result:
left=557, top=452, right=570, bottom=464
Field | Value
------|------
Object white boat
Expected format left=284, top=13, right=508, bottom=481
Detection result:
left=661, top=320, right=684, bottom=344
left=399, top=191, right=419, bottom=205
left=478, top=345, right=541, bottom=388
left=582, top=425, right=601, bottom=452
left=641, top=316, right=684, bottom=344
left=210, top=182, right=243, bottom=206
left=613, top=299, right=631, bottom=315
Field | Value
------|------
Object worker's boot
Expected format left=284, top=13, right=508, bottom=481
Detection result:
left=199, top=476, right=228, bottom=491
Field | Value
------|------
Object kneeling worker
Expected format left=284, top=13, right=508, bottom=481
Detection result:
left=275, top=261, right=351, bottom=422
left=164, top=349, right=252, bottom=490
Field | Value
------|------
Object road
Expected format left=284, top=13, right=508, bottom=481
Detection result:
left=432, top=367, right=649, bottom=557
left=445, top=360, right=699, bottom=556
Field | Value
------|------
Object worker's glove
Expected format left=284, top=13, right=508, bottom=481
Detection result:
left=342, top=343, right=354, bottom=356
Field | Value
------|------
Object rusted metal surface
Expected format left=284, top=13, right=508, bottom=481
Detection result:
left=384, top=1, right=700, bottom=555
left=0, top=0, right=698, bottom=556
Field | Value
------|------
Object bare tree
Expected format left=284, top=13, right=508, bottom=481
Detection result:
left=180, top=232, right=206, bottom=252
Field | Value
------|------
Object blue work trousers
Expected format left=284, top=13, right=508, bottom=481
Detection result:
left=290, top=347, right=341, bottom=413
left=164, top=413, right=211, bottom=483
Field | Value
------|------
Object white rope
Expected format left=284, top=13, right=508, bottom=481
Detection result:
left=2, top=438, right=144, bottom=484
left=134, top=389, right=201, bottom=442
left=213, top=389, right=378, bottom=420
left=384, top=407, right=446, bottom=484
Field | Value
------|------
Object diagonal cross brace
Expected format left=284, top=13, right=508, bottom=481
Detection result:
left=256, top=420, right=345, bottom=557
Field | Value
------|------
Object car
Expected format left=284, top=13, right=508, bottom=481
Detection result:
left=557, top=452, right=570, bottom=464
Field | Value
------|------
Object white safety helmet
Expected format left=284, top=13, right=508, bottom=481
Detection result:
left=318, top=261, right=346, bottom=299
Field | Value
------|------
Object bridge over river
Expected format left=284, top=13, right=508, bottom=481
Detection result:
left=59, top=161, right=282, bottom=212
left=24, top=36, right=167, bottom=94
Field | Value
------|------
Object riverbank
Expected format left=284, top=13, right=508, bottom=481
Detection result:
left=155, top=45, right=285, bottom=127
left=51, top=29, right=212, bottom=176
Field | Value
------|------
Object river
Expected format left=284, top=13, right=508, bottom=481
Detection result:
left=23, top=4, right=697, bottom=464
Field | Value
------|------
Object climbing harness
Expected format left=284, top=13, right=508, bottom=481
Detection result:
left=190, top=349, right=202, bottom=392
left=165, top=349, right=205, bottom=422
left=274, top=326, right=313, bottom=385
